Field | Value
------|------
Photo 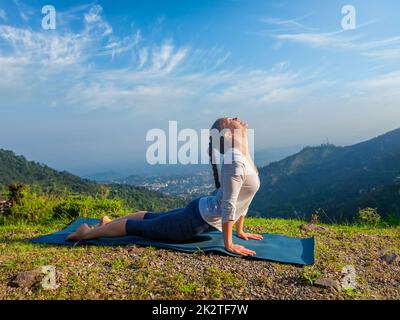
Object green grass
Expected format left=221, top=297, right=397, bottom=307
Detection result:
left=0, top=218, right=399, bottom=300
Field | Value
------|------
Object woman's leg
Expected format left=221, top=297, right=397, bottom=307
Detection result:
left=98, top=211, right=148, bottom=225
left=66, top=210, right=185, bottom=242
left=66, top=200, right=205, bottom=242
left=66, top=219, right=128, bottom=241
left=67, top=209, right=186, bottom=241
left=126, top=202, right=207, bottom=242
left=97, top=208, right=184, bottom=227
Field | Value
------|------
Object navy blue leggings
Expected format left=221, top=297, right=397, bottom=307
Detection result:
left=125, top=198, right=217, bottom=241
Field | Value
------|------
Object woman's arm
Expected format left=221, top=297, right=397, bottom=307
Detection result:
left=223, top=220, right=256, bottom=256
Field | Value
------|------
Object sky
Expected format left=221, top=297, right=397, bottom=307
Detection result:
left=0, top=0, right=400, bottom=175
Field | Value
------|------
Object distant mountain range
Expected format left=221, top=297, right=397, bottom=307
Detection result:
left=0, top=149, right=186, bottom=211
left=251, top=128, right=400, bottom=222
left=82, top=146, right=304, bottom=182
left=82, top=145, right=304, bottom=199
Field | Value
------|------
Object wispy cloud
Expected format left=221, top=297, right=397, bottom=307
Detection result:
left=0, top=8, right=7, bottom=21
left=0, top=4, right=317, bottom=113
left=13, top=0, right=35, bottom=22
left=362, top=48, right=400, bottom=61
left=261, top=13, right=316, bottom=32
left=351, top=70, right=400, bottom=92
left=267, top=17, right=400, bottom=61
left=273, top=30, right=360, bottom=49
left=274, top=30, right=400, bottom=62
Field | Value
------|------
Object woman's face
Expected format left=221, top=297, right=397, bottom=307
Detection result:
left=227, top=117, right=248, bottom=130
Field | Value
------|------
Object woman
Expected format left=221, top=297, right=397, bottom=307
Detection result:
left=66, top=117, right=262, bottom=256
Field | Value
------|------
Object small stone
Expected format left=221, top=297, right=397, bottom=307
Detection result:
left=379, top=252, right=398, bottom=264
left=8, top=265, right=59, bottom=290
left=9, top=269, right=41, bottom=289
left=314, top=278, right=341, bottom=291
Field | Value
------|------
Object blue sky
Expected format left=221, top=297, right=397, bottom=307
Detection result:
left=0, top=0, right=400, bottom=175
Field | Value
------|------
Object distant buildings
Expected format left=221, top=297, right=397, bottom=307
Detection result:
left=132, top=171, right=215, bottom=197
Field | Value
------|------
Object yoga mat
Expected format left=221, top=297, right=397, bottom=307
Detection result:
left=31, top=218, right=315, bottom=265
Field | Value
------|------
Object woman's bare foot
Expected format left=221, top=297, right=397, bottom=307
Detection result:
left=100, top=216, right=112, bottom=225
left=90, top=216, right=113, bottom=229
left=66, top=223, right=91, bottom=241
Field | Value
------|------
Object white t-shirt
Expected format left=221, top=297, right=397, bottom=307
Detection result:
left=198, top=148, right=260, bottom=232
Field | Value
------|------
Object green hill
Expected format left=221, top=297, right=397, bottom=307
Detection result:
left=0, top=149, right=186, bottom=211
left=252, top=128, right=400, bottom=222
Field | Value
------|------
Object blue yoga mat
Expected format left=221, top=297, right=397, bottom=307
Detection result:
left=31, top=218, right=315, bottom=265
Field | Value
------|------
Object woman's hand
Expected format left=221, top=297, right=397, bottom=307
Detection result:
left=237, top=232, right=263, bottom=241
left=226, top=243, right=256, bottom=256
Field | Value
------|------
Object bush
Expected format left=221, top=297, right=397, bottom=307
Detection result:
left=5, top=191, right=60, bottom=224
left=8, top=183, right=28, bottom=205
left=0, top=186, right=128, bottom=224
left=358, top=207, right=381, bottom=226
left=52, top=195, right=126, bottom=219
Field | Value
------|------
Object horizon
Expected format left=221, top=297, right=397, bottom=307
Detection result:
left=1, top=125, right=399, bottom=177
left=1, top=0, right=400, bottom=175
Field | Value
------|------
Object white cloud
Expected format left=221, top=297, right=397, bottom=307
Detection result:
left=351, top=70, right=400, bottom=91
left=103, top=31, right=141, bottom=60
left=214, top=52, right=231, bottom=67
left=84, top=4, right=112, bottom=36
left=151, top=42, right=174, bottom=71
left=0, top=8, right=7, bottom=21
left=261, top=13, right=316, bottom=32
left=138, top=48, right=148, bottom=68
left=273, top=30, right=361, bottom=49
left=0, top=25, right=86, bottom=66
left=163, top=47, right=189, bottom=73
left=0, top=4, right=321, bottom=115
left=362, top=48, right=400, bottom=61
left=270, top=21, right=400, bottom=62
left=13, top=0, right=35, bottom=22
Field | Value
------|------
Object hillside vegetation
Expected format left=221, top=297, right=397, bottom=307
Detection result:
left=0, top=149, right=186, bottom=213
left=252, top=128, right=400, bottom=222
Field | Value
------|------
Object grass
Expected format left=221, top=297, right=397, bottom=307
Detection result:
left=0, top=217, right=399, bottom=300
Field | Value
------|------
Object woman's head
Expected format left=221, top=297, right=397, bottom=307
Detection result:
left=211, top=117, right=248, bottom=133
left=209, top=117, right=249, bottom=155
left=208, top=117, right=249, bottom=189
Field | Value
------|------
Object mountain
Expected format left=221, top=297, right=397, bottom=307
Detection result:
left=83, top=146, right=304, bottom=184
left=82, top=171, right=127, bottom=184
left=254, top=145, right=304, bottom=167
left=0, top=149, right=186, bottom=211
left=251, top=128, right=400, bottom=222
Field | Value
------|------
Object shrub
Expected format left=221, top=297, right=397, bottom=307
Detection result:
left=0, top=186, right=127, bottom=224
left=52, top=195, right=126, bottom=219
left=5, top=191, right=60, bottom=224
left=8, top=183, right=28, bottom=205
left=358, top=207, right=381, bottom=226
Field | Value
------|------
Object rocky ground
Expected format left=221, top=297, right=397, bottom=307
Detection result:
left=0, top=218, right=399, bottom=300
